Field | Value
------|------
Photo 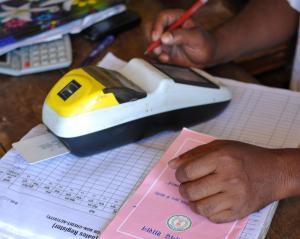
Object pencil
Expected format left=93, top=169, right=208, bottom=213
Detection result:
left=145, top=0, right=207, bottom=55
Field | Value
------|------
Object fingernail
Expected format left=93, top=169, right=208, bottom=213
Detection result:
left=152, top=31, right=159, bottom=41
left=168, top=157, right=179, bottom=169
left=153, top=46, right=162, bottom=55
left=161, top=32, right=173, bottom=44
left=160, top=54, right=170, bottom=63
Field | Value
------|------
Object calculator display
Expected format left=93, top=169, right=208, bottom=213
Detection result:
left=153, top=63, right=219, bottom=89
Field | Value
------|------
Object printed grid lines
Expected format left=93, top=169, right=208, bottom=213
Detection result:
left=0, top=143, right=163, bottom=219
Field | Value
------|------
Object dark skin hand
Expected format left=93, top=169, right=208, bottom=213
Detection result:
left=168, top=141, right=300, bottom=223
left=145, top=0, right=298, bottom=67
left=144, top=9, right=216, bottom=68
left=145, top=0, right=300, bottom=223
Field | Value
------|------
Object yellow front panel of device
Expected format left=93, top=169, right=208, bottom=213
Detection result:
left=45, top=68, right=119, bottom=117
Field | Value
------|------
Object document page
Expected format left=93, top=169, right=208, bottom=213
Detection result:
left=101, top=129, right=247, bottom=239
left=0, top=125, right=163, bottom=238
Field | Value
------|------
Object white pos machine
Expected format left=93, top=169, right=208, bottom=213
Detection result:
left=42, top=59, right=231, bottom=156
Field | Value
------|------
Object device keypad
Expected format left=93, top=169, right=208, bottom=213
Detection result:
left=15, top=39, right=69, bottom=69
left=0, top=35, right=72, bottom=76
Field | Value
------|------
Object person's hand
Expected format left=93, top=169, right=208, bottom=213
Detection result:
left=145, top=9, right=217, bottom=68
left=168, top=140, right=289, bottom=223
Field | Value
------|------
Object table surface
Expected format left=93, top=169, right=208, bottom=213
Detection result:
left=0, top=1, right=299, bottom=238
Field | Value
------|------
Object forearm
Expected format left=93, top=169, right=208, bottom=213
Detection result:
left=211, top=0, right=299, bottom=65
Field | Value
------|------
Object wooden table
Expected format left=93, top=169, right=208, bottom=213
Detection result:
left=0, top=0, right=299, bottom=238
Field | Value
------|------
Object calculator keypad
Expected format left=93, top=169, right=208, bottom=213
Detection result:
left=18, top=37, right=70, bottom=69
left=0, top=35, right=72, bottom=76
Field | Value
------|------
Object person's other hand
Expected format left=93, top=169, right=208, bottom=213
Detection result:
left=145, top=9, right=216, bottom=68
left=169, top=140, right=288, bottom=223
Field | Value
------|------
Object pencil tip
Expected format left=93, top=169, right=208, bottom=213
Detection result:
left=144, top=51, right=149, bottom=55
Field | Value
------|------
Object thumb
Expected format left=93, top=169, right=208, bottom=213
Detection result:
left=161, top=28, right=204, bottom=47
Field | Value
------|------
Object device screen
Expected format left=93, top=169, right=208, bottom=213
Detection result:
left=153, top=63, right=219, bottom=89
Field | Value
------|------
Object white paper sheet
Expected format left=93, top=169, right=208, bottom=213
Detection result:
left=0, top=125, right=163, bottom=238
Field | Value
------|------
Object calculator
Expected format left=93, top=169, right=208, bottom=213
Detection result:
left=0, top=35, right=72, bottom=76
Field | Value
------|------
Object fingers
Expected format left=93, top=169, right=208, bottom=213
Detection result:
left=152, top=9, right=185, bottom=41
left=190, top=193, right=234, bottom=220
left=175, top=155, right=218, bottom=183
left=169, top=141, right=220, bottom=169
left=147, top=9, right=195, bottom=42
left=167, top=140, right=271, bottom=223
left=161, top=28, right=207, bottom=47
left=179, top=174, right=223, bottom=201
left=209, top=209, right=239, bottom=224
left=153, top=46, right=162, bottom=55
left=169, top=142, right=224, bottom=183
left=145, top=10, right=214, bottom=66
left=158, top=52, right=170, bottom=63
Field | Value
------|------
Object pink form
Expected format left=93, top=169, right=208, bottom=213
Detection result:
left=101, top=128, right=247, bottom=239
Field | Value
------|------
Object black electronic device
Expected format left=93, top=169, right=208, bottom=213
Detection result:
left=83, top=10, right=141, bottom=41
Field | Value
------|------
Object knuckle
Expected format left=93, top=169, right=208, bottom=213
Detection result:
left=218, top=155, right=243, bottom=172
left=229, top=174, right=247, bottom=186
left=228, top=177, right=247, bottom=194
left=228, top=177, right=243, bottom=185
left=220, top=155, right=237, bottom=164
